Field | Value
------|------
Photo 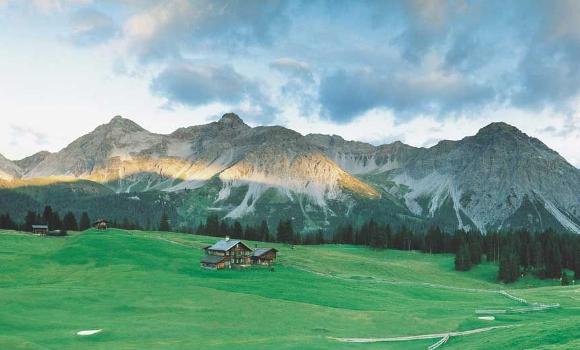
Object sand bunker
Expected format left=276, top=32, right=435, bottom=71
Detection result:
left=76, top=329, right=102, bottom=336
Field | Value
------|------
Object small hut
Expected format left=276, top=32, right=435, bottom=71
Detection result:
left=32, top=225, right=49, bottom=235
left=93, top=219, right=109, bottom=230
left=252, top=248, right=278, bottom=265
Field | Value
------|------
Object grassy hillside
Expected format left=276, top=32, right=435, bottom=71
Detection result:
left=0, top=229, right=578, bottom=349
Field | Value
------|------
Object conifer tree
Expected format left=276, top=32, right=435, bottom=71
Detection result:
left=277, top=219, right=294, bottom=244
left=42, top=206, right=61, bottom=229
left=344, top=224, right=354, bottom=244
left=205, top=214, right=219, bottom=235
left=258, top=220, right=270, bottom=242
left=574, top=240, right=580, bottom=281
left=79, top=212, right=91, bottom=231
left=244, top=225, right=257, bottom=241
left=545, top=237, right=562, bottom=278
left=63, top=212, right=78, bottom=231
left=370, top=224, right=387, bottom=249
left=498, top=248, right=520, bottom=283
left=217, top=220, right=226, bottom=236
left=532, top=239, right=545, bottom=275
left=232, top=221, right=243, bottom=239
left=0, top=213, right=16, bottom=230
left=315, top=229, right=325, bottom=244
left=24, top=211, right=37, bottom=232
left=467, top=231, right=483, bottom=265
left=561, top=271, right=570, bottom=286
left=455, top=243, right=472, bottom=271
left=159, top=212, right=171, bottom=232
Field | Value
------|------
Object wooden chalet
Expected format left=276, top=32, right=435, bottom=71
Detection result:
left=251, top=248, right=278, bottom=265
left=93, top=219, right=109, bottom=230
left=32, top=225, right=49, bottom=235
left=201, top=236, right=253, bottom=269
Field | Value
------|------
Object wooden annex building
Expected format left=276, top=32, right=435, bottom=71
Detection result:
left=252, top=248, right=278, bottom=265
left=93, top=219, right=108, bottom=230
left=201, top=236, right=277, bottom=270
left=32, top=225, right=49, bottom=235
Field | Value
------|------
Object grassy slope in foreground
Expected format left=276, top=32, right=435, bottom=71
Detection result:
left=0, top=229, right=578, bottom=350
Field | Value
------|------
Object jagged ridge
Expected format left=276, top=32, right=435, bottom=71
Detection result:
left=1, top=115, right=579, bottom=234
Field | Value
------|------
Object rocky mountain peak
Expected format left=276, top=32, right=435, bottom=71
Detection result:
left=101, top=115, right=146, bottom=133
left=216, top=113, right=249, bottom=129
left=475, top=122, right=524, bottom=138
left=15, top=151, right=51, bottom=173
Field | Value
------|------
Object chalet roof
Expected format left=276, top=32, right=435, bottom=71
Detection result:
left=252, top=248, right=278, bottom=257
left=207, top=239, right=252, bottom=252
left=93, top=219, right=109, bottom=225
left=32, top=225, right=48, bottom=229
left=200, top=255, right=226, bottom=264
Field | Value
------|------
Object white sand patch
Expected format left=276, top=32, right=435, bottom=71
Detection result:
left=478, top=316, right=495, bottom=321
left=76, top=329, right=102, bottom=336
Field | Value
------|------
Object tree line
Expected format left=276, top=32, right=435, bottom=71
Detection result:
left=2, top=209, right=578, bottom=284
left=0, top=207, right=158, bottom=233
left=0, top=207, right=92, bottom=233
left=331, top=220, right=579, bottom=284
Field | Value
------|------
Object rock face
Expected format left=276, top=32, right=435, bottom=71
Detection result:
left=18, top=114, right=375, bottom=206
left=0, top=153, right=21, bottom=181
left=14, top=151, right=51, bottom=174
left=3, top=115, right=580, bottom=234
left=309, top=122, right=580, bottom=233
left=391, top=123, right=580, bottom=233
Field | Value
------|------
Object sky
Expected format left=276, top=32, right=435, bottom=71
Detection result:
left=1, top=0, right=580, bottom=167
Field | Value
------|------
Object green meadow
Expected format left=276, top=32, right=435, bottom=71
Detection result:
left=0, top=229, right=578, bottom=349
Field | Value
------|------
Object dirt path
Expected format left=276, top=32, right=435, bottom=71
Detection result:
left=124, top=232, right=196, bottom=248
left=427, top=334, right=449, bottom=350
left=293, top=265, right=500, bottom=294
left=475, top=290, right=560, bottom=314
left=328, top=325, right=516, bottom=343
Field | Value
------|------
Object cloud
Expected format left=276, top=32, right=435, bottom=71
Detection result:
left=122, top=0, right=291, bottom=62
left=319, top=56, right=495, bottom=123
left=150, top=62, right=276, bottom=120
left=5, top=0, right=580, bottom=166
left=270, top=58, right=313, bottom=83
left=9, top=125, right=49, bottom=147
left=270, top=58, right=317, bottom=115
left=509, top=1, right=580, bottom=110
left=67, top=8, right=116, bottom=46
left=1, top=0, right=93, bottom=13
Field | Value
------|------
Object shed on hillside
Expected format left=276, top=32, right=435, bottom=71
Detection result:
left=93, top=219, right=109, bottom=230
left=32, top=225, right=49, bottom=235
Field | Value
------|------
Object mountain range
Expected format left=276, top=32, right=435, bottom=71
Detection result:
left=1, top=114, right=579, bottom=234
